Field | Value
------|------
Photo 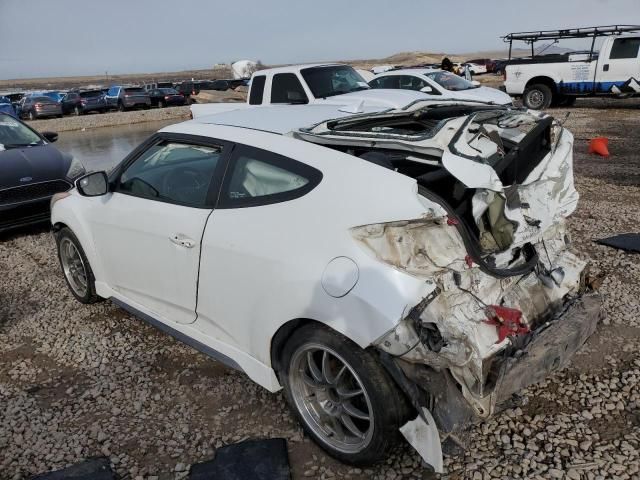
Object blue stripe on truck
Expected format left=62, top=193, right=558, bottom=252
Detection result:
left=558, top=80, right=626, bottom=94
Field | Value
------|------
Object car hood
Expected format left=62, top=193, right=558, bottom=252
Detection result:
left=448, top=86, right=512, bottom=105
left=315, top=88, right=428, bottom=109
left=0, top=144, right=71, bottom=189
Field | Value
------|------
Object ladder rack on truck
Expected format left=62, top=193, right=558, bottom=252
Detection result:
left=503, top=25, right=640, bottom=61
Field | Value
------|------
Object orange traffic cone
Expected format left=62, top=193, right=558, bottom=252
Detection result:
left=588, top=137, right=610, bottom=157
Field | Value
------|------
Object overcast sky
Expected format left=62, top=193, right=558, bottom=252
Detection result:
left=1, top=0, right=637, bottom=79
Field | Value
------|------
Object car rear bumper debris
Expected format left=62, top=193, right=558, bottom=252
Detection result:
left=386, top=293, right=603, bottom=452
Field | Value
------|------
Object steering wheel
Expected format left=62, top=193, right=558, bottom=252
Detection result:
left=162, top=167, right=208, bottom=204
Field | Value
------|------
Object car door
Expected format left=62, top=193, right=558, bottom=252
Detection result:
left=196, top=143, right=323, bottom=350
left=105, top=87, right=118, bottom=108
left=89, top=133, right=230, bottom=324
left=597, top=36, right=640, bottom=93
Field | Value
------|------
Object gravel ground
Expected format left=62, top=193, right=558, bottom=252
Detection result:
left=1, top=99, right=639, bottom=480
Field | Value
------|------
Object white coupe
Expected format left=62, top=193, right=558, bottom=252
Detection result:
left=51, top=101, right=601, bottom=470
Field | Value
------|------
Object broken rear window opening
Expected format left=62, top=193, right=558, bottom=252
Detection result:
left=295, top=106, right=567, bottom=277
left=300, top=66, right=370, bottom=98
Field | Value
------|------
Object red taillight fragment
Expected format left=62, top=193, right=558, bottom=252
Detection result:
left=447, top=217, right=459, bottom=226
left=465, top=255, right=473, bottom=268
left=484, top=305, right=529, bottom=343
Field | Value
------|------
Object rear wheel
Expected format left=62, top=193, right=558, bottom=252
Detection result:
left=279, top=324, right=410, bottom=466
left=118, top=101, right=125, bottom=112
left=523, top=83, right=553, bottom=110
left=55, top=227, right=101, bottom=304
left=74, top=105, right=81, bottom=116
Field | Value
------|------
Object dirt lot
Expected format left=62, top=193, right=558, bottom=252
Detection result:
left=1, top=98, right=639, bottom=479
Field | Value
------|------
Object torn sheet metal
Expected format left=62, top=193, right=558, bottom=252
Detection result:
left=400, top=408, right=443, bottom=473
left=595, top=233, right=640, bottom=253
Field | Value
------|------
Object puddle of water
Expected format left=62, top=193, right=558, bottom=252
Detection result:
left=54, top=120, right=178, bottom=172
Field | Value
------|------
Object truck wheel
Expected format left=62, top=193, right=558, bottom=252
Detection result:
left=523, top=84, right=553, bottom=110
left=278, top=324, right=411, bottom=466
left=118, top=101, right=126, bottom=112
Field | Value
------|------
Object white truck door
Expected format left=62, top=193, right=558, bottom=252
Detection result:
left=597, top=36, right=640, bottom=94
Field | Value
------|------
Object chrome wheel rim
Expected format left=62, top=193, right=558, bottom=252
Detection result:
left=528, top=90, right=544, bottom=109
left=289, top=343, right=374, bottom=453
left=59, top=238, right=88, bottom=297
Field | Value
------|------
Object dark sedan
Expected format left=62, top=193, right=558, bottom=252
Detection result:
left=20, top=95, right=63, bottom=120
left=0, top=113, right=85, bottom=232
left=62, top=90, right=107, bottom=115
left=148, top=88, right=185, bottom=108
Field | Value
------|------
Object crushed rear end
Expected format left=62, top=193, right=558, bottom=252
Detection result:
left=292, top=101, right=603, bottom=467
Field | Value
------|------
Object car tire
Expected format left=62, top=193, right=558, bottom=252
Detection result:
left=55, top=227, right=101, bottom=304
left=523, top=83, right=553, bottom=110
left=118, top=101, right=125, bottom=112
left=158, top=100, right=165, bottom=108
left=278, top=323, right=411, bottom=466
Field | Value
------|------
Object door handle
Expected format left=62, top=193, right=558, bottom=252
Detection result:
left=170, top=234, right=196, bottom=248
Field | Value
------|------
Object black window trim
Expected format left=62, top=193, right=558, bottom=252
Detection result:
left=217, top=143, right=323, bottom=209
left=109, top=132, right=234, bottom=210
left=609, top=37, right=640, bottom=60
left=249, top=75, right=266, bottom=105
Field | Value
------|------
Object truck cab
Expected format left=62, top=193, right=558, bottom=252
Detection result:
left=503, top=25, right=640, bottom=109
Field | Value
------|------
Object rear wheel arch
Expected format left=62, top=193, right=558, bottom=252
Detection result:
left=525, top=76, right=557, bottom=93
left=270, top=318, right=322, bottom=374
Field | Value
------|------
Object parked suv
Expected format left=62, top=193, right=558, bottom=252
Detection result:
left=61, top=90, right=107, bottom=115
left=104, top=86, right=151, bottom=111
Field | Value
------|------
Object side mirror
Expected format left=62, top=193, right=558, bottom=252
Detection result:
left=471, top=80, right=481, bottom=86
left=42, top=131, right=58, bottom=143
left=420, top=86, right=434, bottom=93
left=76, top=171, right=108, bottom=197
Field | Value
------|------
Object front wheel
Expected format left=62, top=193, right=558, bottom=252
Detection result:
left=279, top=324, right=411, bottom=466
left=118, top=101, right=125, bottom=112
left=55, top=227, right=101, bottom=304
left=523, top=83, right=553, bottom=110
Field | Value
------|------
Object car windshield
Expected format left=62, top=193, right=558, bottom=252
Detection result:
left=0, top=116, right=42, bottom=149
left=425, top=71, right=478, bottom=91
left=301, top=66, right=370, bottom=98
left=80, top=90, right=103, bottom=98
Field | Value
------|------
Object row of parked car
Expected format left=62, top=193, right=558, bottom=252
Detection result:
left=0, top=77, right=250, bottom=121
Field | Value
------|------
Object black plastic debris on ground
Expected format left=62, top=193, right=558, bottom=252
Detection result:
left=189, top=438, right=290, bottom=480
left=595, top=233, right=640, bottom=253
left=31, top=457, right=114, bottom=480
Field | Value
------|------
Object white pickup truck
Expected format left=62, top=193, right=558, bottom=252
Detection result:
left=503, top=25, right=640, bottom=109
left=191, top=63, right=509, bottom=119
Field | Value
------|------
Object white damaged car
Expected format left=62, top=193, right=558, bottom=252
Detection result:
left=51, top=101, right=601, bottom=471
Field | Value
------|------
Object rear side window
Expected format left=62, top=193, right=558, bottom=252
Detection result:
left=271, top=73, right=308, bottom=104
left=369, top=76, right=400, bottom=89
left=398, top=75, right=427, bottom=91
left=220, top=144, right=322, bottom=208
left=610, top=37, right=640, bottom=59
left=249, top=75, right=266, bottom=105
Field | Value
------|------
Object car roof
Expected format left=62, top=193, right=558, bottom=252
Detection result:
left=253, top=63, right=345, bottom=76
left=177, top=104, right=384, bottom=135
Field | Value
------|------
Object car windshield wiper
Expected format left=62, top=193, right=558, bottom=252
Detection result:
left=2, top=142, right=39, bottom=149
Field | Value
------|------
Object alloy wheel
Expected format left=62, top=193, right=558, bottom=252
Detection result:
left=59, top=238, right=88, bottom=297
left=289, top=343, right=374, bottom=454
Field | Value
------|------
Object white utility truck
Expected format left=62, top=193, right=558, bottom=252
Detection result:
left=502, top=25, right=640, bottom=109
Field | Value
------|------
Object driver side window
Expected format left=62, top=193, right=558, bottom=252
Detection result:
left=118, top=140, right=223, bottom=208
